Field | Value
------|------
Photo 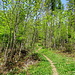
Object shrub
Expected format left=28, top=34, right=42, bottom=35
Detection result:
left=64, top=43, right=73, bottom=53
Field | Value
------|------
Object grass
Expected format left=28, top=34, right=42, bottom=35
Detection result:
left=7, top=71, right=26, bottom=75
left=38, top=48, right=75, bottom=75
left=28, top=53, right=52, bottom=75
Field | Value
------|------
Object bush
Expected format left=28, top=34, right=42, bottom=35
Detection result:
left=31, top=53, right=40, bottom=60
left=64, top=43, right=73, bottom=53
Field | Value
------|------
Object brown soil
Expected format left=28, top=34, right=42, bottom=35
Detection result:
left=55, top=50, right=75, bottom=58
left=0, top=55, right=38, bottom=75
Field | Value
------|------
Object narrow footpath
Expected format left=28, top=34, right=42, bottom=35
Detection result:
left=37, top=47, right=58, bottom=75
left=43, top=55, right=58, bottom=75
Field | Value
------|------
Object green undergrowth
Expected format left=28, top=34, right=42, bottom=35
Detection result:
left=28, top=53, right=52, bottom=75
left=7, top=71, right=26, bottom=75
left=4, top=43, right=75, bottom=75
left=38, top=48, right=75, bottom=75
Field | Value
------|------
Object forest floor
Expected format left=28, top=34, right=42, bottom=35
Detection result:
left=0, top=43, right=75, bottom=75
left=28, top=43, right=75, bottom=75
left=43, top=55, right=58, bottom=75
left=36, top=45, right=58, bottom=75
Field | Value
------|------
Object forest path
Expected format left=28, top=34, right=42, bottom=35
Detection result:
left=43, top=55, right=58, bottom=75
left=36, top=46, right=58, bottom=75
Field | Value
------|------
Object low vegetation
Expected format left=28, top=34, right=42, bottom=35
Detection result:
left=28, top=53, right=52, bottom=75
left=38, top=48, right=75, bottom=75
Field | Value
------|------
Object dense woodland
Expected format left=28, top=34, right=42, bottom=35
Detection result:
left=0, top=0, right=75, bottom=72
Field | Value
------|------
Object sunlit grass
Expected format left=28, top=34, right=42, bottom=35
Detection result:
left=28, top=54, right=52, bottom=75
left=38, top=48, right=75, bottom=75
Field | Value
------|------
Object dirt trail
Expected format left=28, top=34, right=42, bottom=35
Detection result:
left=36, top=47, right=42, bottom=52
left=37, top=46, right=58, bottom=75
left=43, top=55, right=58, bottom=75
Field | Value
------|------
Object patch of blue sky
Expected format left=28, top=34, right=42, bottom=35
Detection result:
left=61, top=0, right=68, bottom=10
